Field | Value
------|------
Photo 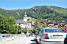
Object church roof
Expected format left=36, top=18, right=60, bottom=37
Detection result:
left=16, top=19, right=30, bottom=24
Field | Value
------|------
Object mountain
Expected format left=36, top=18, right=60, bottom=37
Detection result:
left=0, top=6, right=67, bottom=23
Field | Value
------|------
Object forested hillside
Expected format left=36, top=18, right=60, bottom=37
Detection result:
left=0, top=6, right=67, bottom=23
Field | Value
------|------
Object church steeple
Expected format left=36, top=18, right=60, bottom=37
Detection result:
left=23, top=11, right=31, bottom=22
left=25, top=11, right=27, bottom=17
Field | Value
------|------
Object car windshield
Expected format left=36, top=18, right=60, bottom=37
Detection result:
left=45, top=29, right=63, bottom=32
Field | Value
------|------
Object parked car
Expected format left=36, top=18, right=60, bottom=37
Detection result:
left=64, top=34, right=67, bottom=44
left=36, top=27, right=67, bottom=44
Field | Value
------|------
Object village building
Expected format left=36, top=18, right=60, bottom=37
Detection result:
left=16, top=12, right=36, bottom=30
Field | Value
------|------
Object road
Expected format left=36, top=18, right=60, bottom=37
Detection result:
left=2, top=37, right=64, bottom=44
left=0, top=34, right=64, bottom=44
left=0, top=34, right=36, bottom=44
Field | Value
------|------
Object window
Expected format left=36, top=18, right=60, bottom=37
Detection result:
left=45, top=29, right=63, bottom=32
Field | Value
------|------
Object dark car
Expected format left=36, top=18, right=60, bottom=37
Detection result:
left=64, top=34, right=67, bottom=44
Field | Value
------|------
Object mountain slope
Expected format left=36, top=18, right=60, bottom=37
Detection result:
left=0, top=6, right=67, bottom=22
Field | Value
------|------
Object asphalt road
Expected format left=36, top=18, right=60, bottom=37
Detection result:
left=0, top=34, right=64, bottom=44
left=31, top=39, right=64, bottom=44
left=31, top=41, right=64, bottom=44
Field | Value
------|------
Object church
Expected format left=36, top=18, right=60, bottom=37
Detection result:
left=16, top=11, right=36, bottom=29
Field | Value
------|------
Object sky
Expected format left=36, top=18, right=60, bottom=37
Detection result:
left=0, top=0, right=67, bottom=10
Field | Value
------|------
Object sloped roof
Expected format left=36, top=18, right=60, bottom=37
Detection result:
left=42, top=27, right=59, bottom=29
left=16, top=19, right=29, bottom=24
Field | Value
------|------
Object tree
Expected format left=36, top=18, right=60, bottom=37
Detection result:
left=0, top=15, right=21, bottom=34
left=22, top=28, right=27, bottom=34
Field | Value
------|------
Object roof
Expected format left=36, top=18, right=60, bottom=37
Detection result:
left=42, top=27, right=59, bottom=30
left=65, top=25, right=67, bottom=26
left=16, top=19, right=30, bottom=24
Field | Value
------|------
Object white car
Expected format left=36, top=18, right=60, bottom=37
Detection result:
left=36, top=27, right=67, bottom=44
